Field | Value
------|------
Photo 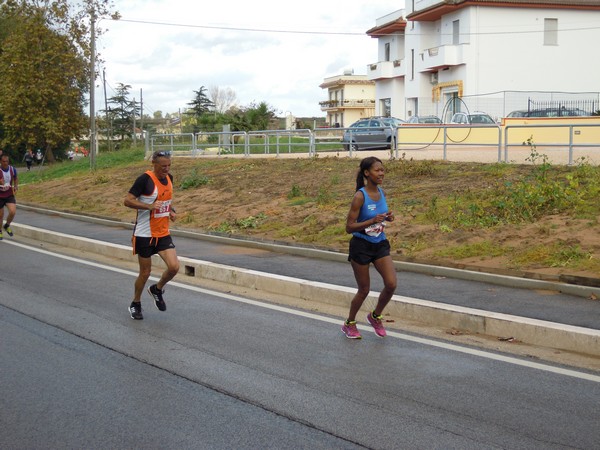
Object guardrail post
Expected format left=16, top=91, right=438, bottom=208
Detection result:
left=442, top=128, right=448, bottom=160
left=569, top=125, right=574, bottom=165
left=503, top=126, right=509, bottom=162
left=442, top=125, right=448, bottom=161
left=497, top=127, right=502, bottom=163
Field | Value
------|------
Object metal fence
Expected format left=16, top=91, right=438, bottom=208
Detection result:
left=526, top=99, right=599, bottom=116
left=149, top=121, right=600, bottom=165
left=417, top=91, right=600, bottom=123
left=150, top=133, right=195, bottom=154
left=503, top=123, right=600, bottom=165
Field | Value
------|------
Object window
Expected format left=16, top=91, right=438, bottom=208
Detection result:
left=381, top=98, right=391, bottom=117
left=544, top=18, right=558, bottom=46
left=385, top=43, right=390, bottom=62
left=452, top=20, right=460, bottom=45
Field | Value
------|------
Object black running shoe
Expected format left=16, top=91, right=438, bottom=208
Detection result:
left=129, top=301, right=143, bottom=320
left=148, top=284, right=166, bottom=311
left=3, top=223, right=13, bottom=237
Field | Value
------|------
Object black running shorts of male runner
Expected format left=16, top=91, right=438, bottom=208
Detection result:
left=0, top=196, right=16, bottom=208
left=133, top=235, right=176, bottom=258
left=348, top=236, right=391, bottom=265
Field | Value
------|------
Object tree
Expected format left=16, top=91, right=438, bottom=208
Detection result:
left=183, top=86, right=215, bottom=133
left=186, top=86, right=215, bottom=117
left=0, top=0, right=119, bottom=159
left=105, top=82, right=138, bottom=141
left=209, top=85, right=238, bottom=114
left=242, top=101, right=278, bottom=131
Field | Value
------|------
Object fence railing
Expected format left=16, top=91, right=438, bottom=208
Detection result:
left=150, top=133, right=195, bottom=154
left=504, top=123, right=600, bottom=165
left=149, top=121, right=600, bottom=165
left=395, top=123, right=503, bottom=161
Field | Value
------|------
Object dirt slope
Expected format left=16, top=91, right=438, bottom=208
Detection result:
left=18, top=155, right=600, bottom=285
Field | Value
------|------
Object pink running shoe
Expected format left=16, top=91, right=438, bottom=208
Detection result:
left=341, top=321, right=362, bottom=339
left=367, top=312, right=386, bottom=337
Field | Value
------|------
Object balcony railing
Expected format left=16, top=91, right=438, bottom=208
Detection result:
left=419, top=44, right=464, bottom=71
left=368, top=60, right=394, bottom=79
left=367, top=59, right=405, bottom=81
left=319, top=99, right=376, bottom=111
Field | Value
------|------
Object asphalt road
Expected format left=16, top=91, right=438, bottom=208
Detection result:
left=1, top=238, right=599, bottom=449
left=12, top=207, right=600, bottom=330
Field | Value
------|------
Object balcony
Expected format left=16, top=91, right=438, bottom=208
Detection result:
left=368, top=60, right=393, bottom=80
left=367, top=59, right=405, bottom=81
left=319, top=99, right=376, bottom=111
left=419, top=44, right=464, bottom=71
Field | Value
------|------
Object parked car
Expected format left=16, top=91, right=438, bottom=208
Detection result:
left=381, top=116, right=406, bottom=127
left=507, top=108, right=592, bottom=118
left=405, top=115, right=442, bottom=124
left=450, top=111, right=496, bottom=124
left=506, top=110, right=529, bottom=118
left=341, top=117, right=402, bottom=151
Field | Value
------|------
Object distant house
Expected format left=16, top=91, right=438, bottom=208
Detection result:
left=367, top=1, right=600, bottom=122
left=319, top=72, right=376, bottom=127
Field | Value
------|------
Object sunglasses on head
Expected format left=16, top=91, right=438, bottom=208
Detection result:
left=152, top=151, right=172, bottom=159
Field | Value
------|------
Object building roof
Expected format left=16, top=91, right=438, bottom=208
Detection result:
left=366, top=17, right=407, bottom=37
left=407, top=0, right=600, bottom=21
left=319, top=76, right=374, bottom=89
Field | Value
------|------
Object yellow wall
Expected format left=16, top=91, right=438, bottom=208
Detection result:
left=396, top=117, right=600, bottom=148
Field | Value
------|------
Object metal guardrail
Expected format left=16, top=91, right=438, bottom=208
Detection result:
left=149, top=122, right=600, bottom=164
left=395, top=123, right=503, bottom=162
left=503, top=123, right=600, bottom=165
left=150, top=133, right=196, bottom=154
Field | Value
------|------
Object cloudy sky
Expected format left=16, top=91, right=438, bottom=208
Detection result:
left=95, top=1, right=404, bottom=118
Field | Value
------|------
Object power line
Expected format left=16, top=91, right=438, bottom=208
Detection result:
left=113, top=18, right=372, bottom=36
left=112, top=17, right=600, bottom=36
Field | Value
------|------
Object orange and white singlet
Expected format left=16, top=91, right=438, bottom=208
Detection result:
left=133, top=170, right=173, bottom=238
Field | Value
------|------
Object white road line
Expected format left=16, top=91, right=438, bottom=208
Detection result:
left=5, top=239, right=600, bottom=383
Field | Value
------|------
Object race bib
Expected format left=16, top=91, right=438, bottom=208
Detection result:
left=154, top=199, right=172, bottom=218
left=364, top=221, right=386, bottom=237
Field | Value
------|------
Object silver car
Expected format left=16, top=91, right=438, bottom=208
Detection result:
left=406, top=115, right=443, bottom=124
left=450, top=112, right=496, bottom=124
left=341, top=117, right=402, bottom=151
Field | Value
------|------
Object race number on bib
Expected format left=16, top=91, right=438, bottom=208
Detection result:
left=364, top=221, right=386, bottom=237
left=154, top=199, right=172, bottom=218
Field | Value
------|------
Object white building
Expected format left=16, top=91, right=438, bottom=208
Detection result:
left=367, top=1, right=600, bottom=122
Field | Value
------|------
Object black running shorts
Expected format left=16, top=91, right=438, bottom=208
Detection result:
left=0, top=196, right=16, bottom=207
left=133, top=235, right=175, bottom=258
left=348, top=236, right=390, bottom=265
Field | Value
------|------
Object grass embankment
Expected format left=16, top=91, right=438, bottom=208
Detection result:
left=16, top=146, right=600, bottom=278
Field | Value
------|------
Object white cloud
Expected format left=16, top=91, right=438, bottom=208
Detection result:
left=96, top=0, right=404, bottom=117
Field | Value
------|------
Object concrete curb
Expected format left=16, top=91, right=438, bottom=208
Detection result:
left=9, top=222, right=600, bottom=357
left=17, top=204, right=600, bottom=299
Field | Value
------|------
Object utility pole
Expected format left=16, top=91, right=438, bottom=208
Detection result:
left=140, top=88, right=144, bottom=142
left=89, top=6, right=96, bottom=170
left=132, top=97, right=137, bottom=146
left=103, top=68, right=112, bottom=152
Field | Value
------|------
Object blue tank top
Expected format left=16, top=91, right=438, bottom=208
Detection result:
left=352, top=187, right=388, bottom=243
